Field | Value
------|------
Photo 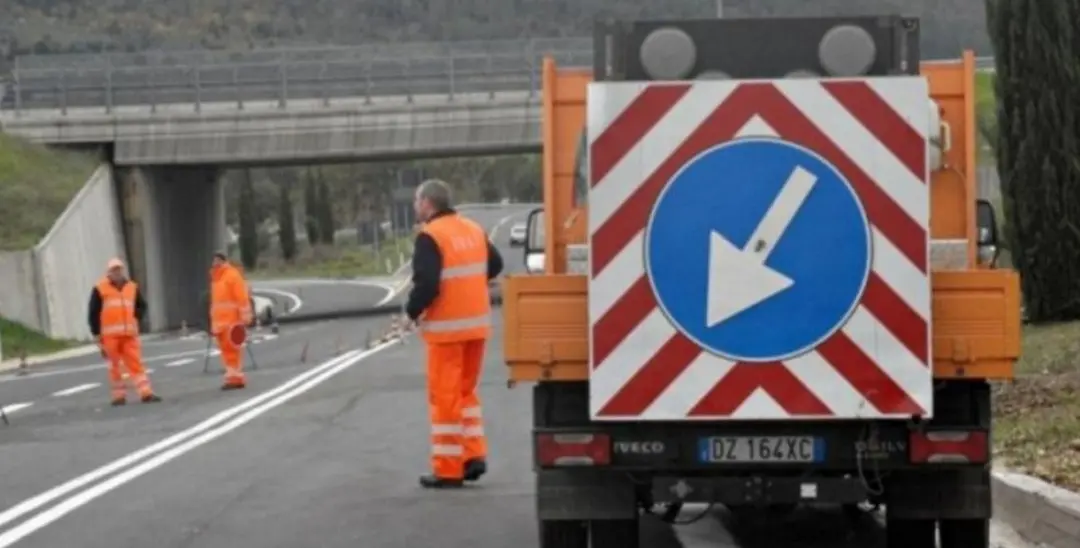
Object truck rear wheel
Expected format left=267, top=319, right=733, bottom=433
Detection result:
left=939, top=518, right=989, bottom=548
left=538, top=520, right=586, bottom=548
left=885, top=517, right=935, bottom=548
left=589, top=518, right=639, bottom=548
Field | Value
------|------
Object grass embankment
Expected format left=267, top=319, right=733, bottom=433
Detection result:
left=0, top=319, right=77, bottom=360
left=995, top=321, right=1080, bottom=490
left=0, top=134, right=99, bottom=250
left=249, top=237, right=413, bottom=279
left=0, top=134, right=96, bottom=357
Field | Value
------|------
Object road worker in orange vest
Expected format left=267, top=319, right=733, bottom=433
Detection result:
left=209, top=251, right=253, bottom=390
left=406, top=179, right=504, bottom=489
left=87, top=258, right=161, bottom=406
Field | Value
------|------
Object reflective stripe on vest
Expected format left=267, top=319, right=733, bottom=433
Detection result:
left=97, top=279, right=138, bottom=337
left=420, top=214, right=491, bottom=342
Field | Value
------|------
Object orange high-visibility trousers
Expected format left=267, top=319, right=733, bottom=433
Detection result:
left=427, top=338, right=488, bottom=479
left=215, top=330, right=245, bottom=383
left=101, top=336, right=153, bottom=400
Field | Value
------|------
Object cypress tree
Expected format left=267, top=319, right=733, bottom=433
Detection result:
left=303, top=169, right=321, bottom=245
left=237, top=169, right=260, bottom=270
left=988, top=0, right=1080, bottom=322
left=277, top=180, right=298, bottom=261
left=316, top=173, right=335, bottom=245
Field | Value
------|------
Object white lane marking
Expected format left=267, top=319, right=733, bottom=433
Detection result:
left=208, top=350, right=220, bottom=357
left=0, top=343, right=397, bottom=536
left=250, top=288, right=302, bottom=314
left=164, top=358, right=194, bottom=368
left=0, top=402, right=33, bottom=415
left=50, top=383, right=100, bottom=397
left=0, top=340, right=401, bottom=546
left=489, top=213, right=516, bottom=240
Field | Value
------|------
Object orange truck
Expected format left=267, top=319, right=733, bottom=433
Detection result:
left=503, top=15, right=1021, bottom=548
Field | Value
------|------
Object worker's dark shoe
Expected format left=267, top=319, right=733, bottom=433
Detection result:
left=221, top=380, right=246, bottom=391
left=110, top=398, right=126, bottom=407
left=141, top=393, right=162, bottom=403
left=464, top=459, right=487, bottom=482
left=418, top=474, right=464, bottom=489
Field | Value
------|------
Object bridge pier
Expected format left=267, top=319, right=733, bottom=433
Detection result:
left=114, top=165, right=227, bottom=332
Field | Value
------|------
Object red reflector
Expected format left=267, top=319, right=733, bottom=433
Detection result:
left=909, top=430, right=988, bottom=464
left=536, top=433, right=611, bottom=466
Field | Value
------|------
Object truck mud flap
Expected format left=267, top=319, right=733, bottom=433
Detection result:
left=652, top=476, right=868, bottom=506
left=536, top=469, right=637, bottom=521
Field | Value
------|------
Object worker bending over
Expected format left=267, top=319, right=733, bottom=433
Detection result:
left=87, top=258, right=161, bottom=406
left=210, top=251, right=253, bottom=390
left=407, top=179, right=504, bottom=489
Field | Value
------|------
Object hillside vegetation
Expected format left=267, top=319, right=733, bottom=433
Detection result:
left=1, top=0, right=990, bottom=68
left=0, top=134, right=98, bottom=250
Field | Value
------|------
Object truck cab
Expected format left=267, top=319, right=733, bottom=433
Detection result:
left=504, top=15, right=1021, bottom=548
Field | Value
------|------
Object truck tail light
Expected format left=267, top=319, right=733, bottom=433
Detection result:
left=536, top=433, right=611, bottom=466
left=909, top=430, right=988, bottom=464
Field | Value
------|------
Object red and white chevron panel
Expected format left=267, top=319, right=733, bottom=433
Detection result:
left=585, top=78, right=931, bottom=421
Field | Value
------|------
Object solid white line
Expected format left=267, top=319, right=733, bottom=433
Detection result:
left=50, top=383, right=100, bottom=397
left=0, top=402, right=32, bottom=415
left=488, top=213, right=516, bottom=240
left=250, top=288, right=303, bottom=314
left=164, top=358, right=194, bottom=368
left=0, top=347, right=384, bottom=533
left=0, top=341, right=401, bottom=547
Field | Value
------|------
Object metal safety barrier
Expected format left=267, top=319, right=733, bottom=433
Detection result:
left=2, top=39, right=594, bottom=115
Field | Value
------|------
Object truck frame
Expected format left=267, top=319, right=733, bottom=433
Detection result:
left=502, top=15, right=1021, bottom=548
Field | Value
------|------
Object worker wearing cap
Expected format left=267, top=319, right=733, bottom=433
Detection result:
left=407, top=179, right=503, bottom=489
left=87, top=258, right=161, bottom=405
left=209, top=252, right=253, bottom=390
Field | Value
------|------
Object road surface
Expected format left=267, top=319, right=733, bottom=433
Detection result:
left=249, top=203, right=536, bottom=320
left=0, top=203, right=1033, bottom=547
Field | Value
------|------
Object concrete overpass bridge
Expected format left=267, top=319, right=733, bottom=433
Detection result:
left=0, top=39, right=591, bottom=335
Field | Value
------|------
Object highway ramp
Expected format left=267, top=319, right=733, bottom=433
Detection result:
left=249, top=203, right=537, bottom=322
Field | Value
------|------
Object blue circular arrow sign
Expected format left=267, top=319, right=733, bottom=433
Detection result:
left=645, top=137, right=872, bottom=362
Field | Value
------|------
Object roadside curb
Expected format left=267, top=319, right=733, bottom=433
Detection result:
left=0, top=345, right=100, bottom=373
left=993, top=467, right=1080, bottom=547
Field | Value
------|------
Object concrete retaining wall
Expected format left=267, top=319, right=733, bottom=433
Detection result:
left=34, top=164, right=126, bottom=340
left=0, top=249, right=43, bottom=331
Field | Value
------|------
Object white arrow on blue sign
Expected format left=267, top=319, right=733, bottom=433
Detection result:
left=645, top=137, right=873, bottom=363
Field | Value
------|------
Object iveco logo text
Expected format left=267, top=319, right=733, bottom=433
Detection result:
left=615, top=441, right=665, bottom=454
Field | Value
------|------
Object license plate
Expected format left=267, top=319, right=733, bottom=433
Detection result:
left=700, top=436, right=822, bottom=463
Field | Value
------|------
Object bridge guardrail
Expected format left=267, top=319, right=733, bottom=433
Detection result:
left=3, top=48, right=594, bottom=114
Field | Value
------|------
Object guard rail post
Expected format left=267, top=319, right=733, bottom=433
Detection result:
left=193, top=66, right=202, bottom=113
left=148, top=66, right=157, bottom=113
left=319, top=63, right=329, bottom=107
left=105, top=64, right=113, bottom=114
left=58, top=72, right=67, bottom=115
left=487, top=53, right=495, bottom=100
left=278, top=61, right=288, bottom=109
left=13, top=74, right=21, bottom=117
left=233, top=65, right=244, bottom=110
left=405, top=55, right=413, bottom=104
left=364, top=56, right=372, bottom=105
left=447, top=55, right=455, bottom=101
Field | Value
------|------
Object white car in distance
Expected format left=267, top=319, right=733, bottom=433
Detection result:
left=509, top=222, right=527, bottom=247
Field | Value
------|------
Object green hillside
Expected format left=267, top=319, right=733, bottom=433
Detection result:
left=0, top=134, right=98, bottom=251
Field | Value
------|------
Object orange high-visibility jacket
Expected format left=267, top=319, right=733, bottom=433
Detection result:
left=96, top=278, right=140, bottom=337
left=210, top=263, right=252, bottom=334
left=420, top=214, right=491, bottom=343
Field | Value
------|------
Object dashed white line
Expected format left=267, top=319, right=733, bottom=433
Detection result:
left=0, top=402, right=33, bottom=415
left=164, top=358, right=195, bottom=368
left=50, top=383, right=100, bottom=397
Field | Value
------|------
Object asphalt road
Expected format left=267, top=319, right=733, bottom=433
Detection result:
left=0, top=203, right=1033, bottom=547
left=248, top=203, right=537, bottom=320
